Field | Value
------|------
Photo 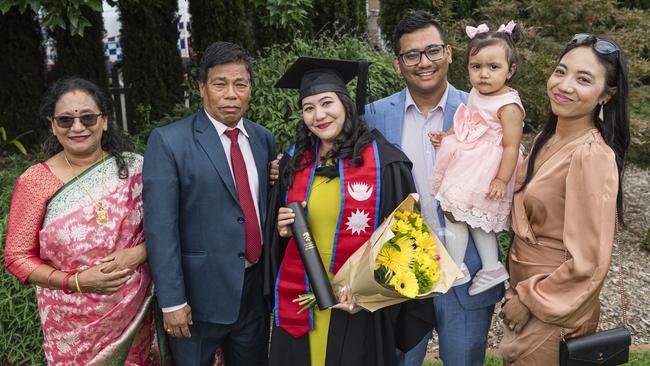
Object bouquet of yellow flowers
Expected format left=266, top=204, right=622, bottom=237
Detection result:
left=331, top=193, right=462, bottom=312
left=375, top=209, right=441, bottom=298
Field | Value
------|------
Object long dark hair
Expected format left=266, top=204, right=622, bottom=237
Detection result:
left=519, top=36, right=630, bottom=220
left=283, top=92, right=374, bottom=187
left=41, top=77, right=134, bottom=179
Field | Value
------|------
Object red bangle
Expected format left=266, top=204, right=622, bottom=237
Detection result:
left=46, top=269, right=57, bottom=289
left=61, top=272, right=75, bottom=294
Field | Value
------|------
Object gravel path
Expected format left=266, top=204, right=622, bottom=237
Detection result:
left=426, top=165, right=650, bottom=356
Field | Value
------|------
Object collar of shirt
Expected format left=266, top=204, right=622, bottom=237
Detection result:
left=204, top=108, right=250, bottom=138
left=404, top=82, right=450, bottom=116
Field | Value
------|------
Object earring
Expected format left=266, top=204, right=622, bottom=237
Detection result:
left=103, top=124, right=108, bottom=131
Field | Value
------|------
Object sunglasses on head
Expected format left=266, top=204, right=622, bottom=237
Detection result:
left=50, top=113, right=102, bottom=128
left=569, top=33, right=620, bottom=55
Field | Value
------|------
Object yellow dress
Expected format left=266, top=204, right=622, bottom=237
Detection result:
left=306, top=175, right=340, bottom=366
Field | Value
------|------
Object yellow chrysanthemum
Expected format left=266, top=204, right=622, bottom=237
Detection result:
left=428, top=270, right=441, bottom=283
left=392, top=220, right=412, bottom=235
left=412, top=215, right=423, bottom=230
left=394, top=210, right=408, bottom=221
left=416, top=251, right=434, bottom=270
left=376, top=245, right=412, bottom=274
left=390, top=271, right=419, bottom=298
left=415, top=232, right=435, bottom=250
left=393, top=235, right=414, bottom=251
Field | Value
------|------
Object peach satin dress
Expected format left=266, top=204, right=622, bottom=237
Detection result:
left=499, top=129, right=618, bottom=365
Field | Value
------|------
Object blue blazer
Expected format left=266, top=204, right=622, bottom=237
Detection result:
left=143, top=109, right=276, bottom=323
left=364, top=85, right=504, bottom=310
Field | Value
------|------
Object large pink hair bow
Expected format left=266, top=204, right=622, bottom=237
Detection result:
left=466, top=24, right=489, bottom=39
left=453, top=104, right=489, bottom=143
left=497, top=20, right=516, bottom=34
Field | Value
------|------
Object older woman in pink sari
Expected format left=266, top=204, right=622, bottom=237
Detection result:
left=4, top=77, right=164, bottom=365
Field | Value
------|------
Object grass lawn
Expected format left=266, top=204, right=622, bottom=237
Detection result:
left=422, top=351, right=650, bottom=365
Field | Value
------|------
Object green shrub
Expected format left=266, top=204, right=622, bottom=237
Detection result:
left=628, top=86, right=650, bottom=168
left=0, top=154, right=45, bottom=366
left=628, top=128, right=650, bottom=168
left=644, top=227, right=650, bottom=252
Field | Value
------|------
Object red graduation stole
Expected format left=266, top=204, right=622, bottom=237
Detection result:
left=275, top=141, right=381, bottom=338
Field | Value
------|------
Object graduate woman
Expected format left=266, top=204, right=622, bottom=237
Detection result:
left=263, top=57, right=434, bottom=366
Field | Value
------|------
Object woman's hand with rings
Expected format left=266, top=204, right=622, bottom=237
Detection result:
left=499, top=311, right=517, bottom=331
left=277, top=202, right=306, bottom=238
left=500, top=294, right=531, bottom=333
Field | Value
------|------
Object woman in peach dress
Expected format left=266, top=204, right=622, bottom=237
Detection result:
left=498, top=34, right=630, bottom=365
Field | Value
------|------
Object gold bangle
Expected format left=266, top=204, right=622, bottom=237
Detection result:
left=74, top=272, right=82, bottom=294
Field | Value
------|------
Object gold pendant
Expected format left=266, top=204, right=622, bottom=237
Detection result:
left=96, top=202, right=108, bottom=225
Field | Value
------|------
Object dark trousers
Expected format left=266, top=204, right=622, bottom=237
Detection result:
left=169, top=264, right=269, bottom=366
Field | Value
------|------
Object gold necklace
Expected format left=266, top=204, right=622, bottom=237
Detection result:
left=64, top=151, right=108, bottom=225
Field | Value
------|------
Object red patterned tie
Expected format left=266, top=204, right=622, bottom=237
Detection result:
left=224, top=129, right=262, bottom=264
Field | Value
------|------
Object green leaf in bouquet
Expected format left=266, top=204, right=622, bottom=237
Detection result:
left=414, top=266, right=433, bottom=294
left=374, top=265, right=393, bottom=283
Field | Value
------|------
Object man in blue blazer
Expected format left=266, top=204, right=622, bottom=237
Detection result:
left=364, top=11, right=503, bottom=366
left=143, top=42, right=275, bottom=365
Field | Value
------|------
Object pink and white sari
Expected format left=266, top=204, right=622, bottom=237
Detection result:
left=33, top=153, right=162, bottom=365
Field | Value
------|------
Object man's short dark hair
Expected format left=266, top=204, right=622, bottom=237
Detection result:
left=199, top=41, right=253, bottom=84
left=392, top=10, right=447, bottom=55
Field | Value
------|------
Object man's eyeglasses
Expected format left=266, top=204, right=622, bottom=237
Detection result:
left=50, top=114, right=102, bottom=128
left=398, top=44, right=447, bottom=66
left=569, top=33, right=620, bottom=56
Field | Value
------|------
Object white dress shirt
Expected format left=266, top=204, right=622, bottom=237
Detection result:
left=401, top=84, right=449, bottom=237
left=163, top=110, right=262, bottom=313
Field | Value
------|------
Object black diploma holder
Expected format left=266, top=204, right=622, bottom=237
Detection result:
left=288, top=202, right=337, bottom=310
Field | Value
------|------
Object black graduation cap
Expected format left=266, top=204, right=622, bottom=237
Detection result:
left=275, top=56, right=370, bottom=115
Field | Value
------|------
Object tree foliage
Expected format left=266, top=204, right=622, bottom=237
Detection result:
left=118, top=0, right=185, bottom=131
left=379, top=0, right=432, bottom=48
left=0, top=7, right=46, bottom=143
left=188, top=0, right=254, bottom=60
left=0, top=0, right=103, bottom=36
left=48, top=6, right=108, bottom=92
left=248, top=0, right=313, bottom=51
left=310, top=0, right=367, bottom=36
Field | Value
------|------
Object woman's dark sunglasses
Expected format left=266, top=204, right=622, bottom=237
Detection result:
left=50, top=114, right=102, bottom=128
left=569, top=33, right=620, bottom=55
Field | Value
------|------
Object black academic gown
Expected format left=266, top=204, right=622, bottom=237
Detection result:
left=263, top=130, right=435, bottom=366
